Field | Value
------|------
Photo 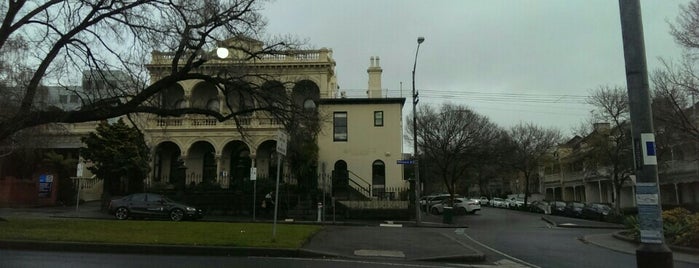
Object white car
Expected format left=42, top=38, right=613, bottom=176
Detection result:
left=478, top=196, right=489, bottom=206
left=430, top=197, right=481, bottom=215
left=489, top=197, right=506, bottom=207
left=506, top=197, right=525, bottom=208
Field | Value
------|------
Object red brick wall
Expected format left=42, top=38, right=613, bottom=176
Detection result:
left=0, top=177, right=39, bottom=207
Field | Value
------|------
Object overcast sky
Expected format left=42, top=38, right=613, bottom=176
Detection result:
left=260, top=0, right=689, bottom=145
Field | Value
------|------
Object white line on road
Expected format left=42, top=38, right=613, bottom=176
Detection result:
left=454, top=228, right=542, bottom=268
left=251, top=256, right=461, bottom=267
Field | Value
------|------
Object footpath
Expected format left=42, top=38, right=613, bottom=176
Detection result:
left=1, top=203, right=698, bottom=265
left=542, top=214, right=699, bottom=265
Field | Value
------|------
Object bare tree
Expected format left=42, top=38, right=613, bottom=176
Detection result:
left=584, top=85, right=634, bottom=214
left=648, top=0, right=699, bottom=142
left=508, top=123, right=561, bottom=207
left=410, top=103, right=503, bottom=204
left=651, top=59, right=699, bottom=141
left=0, top=0, right=305, bottom=145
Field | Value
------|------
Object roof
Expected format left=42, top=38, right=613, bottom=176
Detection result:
left=317, top=97, right=406, bottom=106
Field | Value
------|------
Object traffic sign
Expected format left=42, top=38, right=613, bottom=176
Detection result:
left=276, top=130, right=288, bottom=155
left=250, top=167, right=257, bottom=181
left=397, top=159, right=414, bottom=165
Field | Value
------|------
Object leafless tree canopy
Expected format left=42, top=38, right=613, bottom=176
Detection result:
left=652, top=0, right=699, bottom=142
left=584, top=85, right=633, bottom=213
left=670, top=0, right=699, bottom=51
left=508, top=122, right=561, bottom=205
left=410, top=103, right=503, bottom=198
left=0, top=0, right=305, bottom=145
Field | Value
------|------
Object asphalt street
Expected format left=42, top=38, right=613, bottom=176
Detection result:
left=1, top=203, right=698, bottom=267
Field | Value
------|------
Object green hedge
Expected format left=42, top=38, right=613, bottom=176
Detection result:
left=624, top=207, right=699, bottom=248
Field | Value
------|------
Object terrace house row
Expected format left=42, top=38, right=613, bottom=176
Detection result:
left=542, top=122, right=699, bottom=208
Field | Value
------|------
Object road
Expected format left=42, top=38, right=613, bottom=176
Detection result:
left=441, top=206, right=695, bottom=268
left=0, top=249, right=488, bottom=268
left=1, top=206, right=696, bottom=268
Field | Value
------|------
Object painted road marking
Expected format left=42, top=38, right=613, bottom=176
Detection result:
left=455, top=228, right=540, bottom=268
left=354, top=249, right=406, bottom=258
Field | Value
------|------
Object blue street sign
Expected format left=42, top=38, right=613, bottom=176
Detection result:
left=397, top=159, right=414, bottom=165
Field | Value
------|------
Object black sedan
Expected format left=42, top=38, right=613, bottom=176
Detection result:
left=108, top=193, right=204, bottom=221
left=581, top=203, right=613, bottom=221
left=563, top=201, right=585, bottom=218
left=549, top=201, right=567, bottom=215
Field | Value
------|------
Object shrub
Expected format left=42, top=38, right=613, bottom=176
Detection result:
left=623, top=215, right=640, bottom=240
left=661, top=208, right=699, bottom=247
left=623, top=207, right=699, bottom=247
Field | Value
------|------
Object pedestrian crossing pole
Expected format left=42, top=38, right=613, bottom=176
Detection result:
left=618, top=1, right=673, bottom=267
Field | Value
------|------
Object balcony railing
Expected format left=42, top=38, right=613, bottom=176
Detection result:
left=147, top=115, right=281, bottom=129
left=150, top=49, right=333, bottom=65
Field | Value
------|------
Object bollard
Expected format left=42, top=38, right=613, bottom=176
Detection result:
left=317, top=202, right=323, bottom=222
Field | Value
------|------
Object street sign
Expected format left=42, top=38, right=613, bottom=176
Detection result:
left=397, top=159, right=414, bottom=165
left=276, top=130, right=288, bottom=156
left=250, top=167, right=257, bottom=181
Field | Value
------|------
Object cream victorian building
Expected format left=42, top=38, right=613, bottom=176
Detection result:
left=140, top=37, right=407, bottom=199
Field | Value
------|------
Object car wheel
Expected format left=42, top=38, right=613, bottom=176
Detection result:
left=170, top=208, right=184, bottom=222
left=430, top=207, right=440, bottom=215
left=115, top=207, right=129, bottom=220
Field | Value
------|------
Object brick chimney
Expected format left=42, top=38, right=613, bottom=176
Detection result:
left=367, top=56, right=383, bottom=98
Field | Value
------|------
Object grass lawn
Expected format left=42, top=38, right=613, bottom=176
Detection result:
left=0, top=218, right=322, bottom=249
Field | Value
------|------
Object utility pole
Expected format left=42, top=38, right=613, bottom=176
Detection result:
left=618, top=1, right=673, bottom=267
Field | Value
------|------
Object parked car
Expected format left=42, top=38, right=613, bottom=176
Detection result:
left=489, top=197, right=507, bottom=208
left=478, top=196, right=490, bottom=206
left=108, top=193, right=204, bottom=221
left=422, top=194, right=460, bottom=211
left=506, top=197, right=525, bottom=208
left=563, top=201, right=585, bottom=218
left=430, top=197, right=481, bottom=215
left=581, top=203, right=613, bottom=221
left=549, top=201, right=567, bottom=215
left=529, top=200, right=550, bottom=214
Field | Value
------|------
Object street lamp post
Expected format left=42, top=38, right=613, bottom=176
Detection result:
left=412, top=36, right=425, bottom=225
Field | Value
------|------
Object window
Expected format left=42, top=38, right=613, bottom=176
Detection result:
left=333, top=112, right=347, bottom=141
left=303, top=99, right=316, bottom=111
left=374, top=111, right=384, bottom=126
left=69, top=94, right=79, bottom=103
left=59, top=95, right=68, bottom=104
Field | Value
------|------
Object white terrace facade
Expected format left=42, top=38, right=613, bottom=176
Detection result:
left=542, top=123, right=699, bottom=208
left=137, top=37, right=407, bottom=199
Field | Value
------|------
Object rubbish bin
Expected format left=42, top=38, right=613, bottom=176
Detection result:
left=442, top=207, right=453, bottom=224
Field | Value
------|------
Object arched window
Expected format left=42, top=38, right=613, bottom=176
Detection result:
left=372, top=160, right=386, bottom=197
left=207, top=98, right=220, bottom=112
left=303, top=99, right=316, bottom=111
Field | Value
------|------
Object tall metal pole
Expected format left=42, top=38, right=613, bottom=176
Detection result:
left=412, top=36, right=425, bottom=225
left=618, top=1, right=673, bottom=267
left=272, top=153, right=282, bottom=240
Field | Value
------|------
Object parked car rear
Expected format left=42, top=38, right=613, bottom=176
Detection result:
left=490, top=197, right=506, bottom=208
left=550, top=201, right=567, bottom=215
left=529, top=200, right=550, bottom=214
left=430, top=197, right=481, bottom=215
left=478, top=196, right=489, bottom=206
left=581, top=203, right=613, bottom=221
left=563, top=201, right=585, bottom=218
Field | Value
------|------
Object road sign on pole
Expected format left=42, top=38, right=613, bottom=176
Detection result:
left=272, top=130, right=287, bottom=241
left=396, top=159, right=415, bottom=165
left=276, top=130, right=288, bottom=156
